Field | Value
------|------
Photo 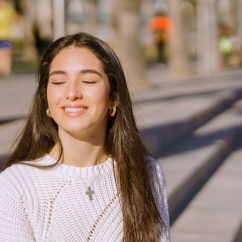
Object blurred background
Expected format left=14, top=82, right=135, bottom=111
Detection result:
left=0, top=0, right=242, bottom=241
left=1, top=0, right=242, bottom=84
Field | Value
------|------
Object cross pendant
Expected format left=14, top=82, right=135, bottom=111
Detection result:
left=86, top=186, right=94, bottom=201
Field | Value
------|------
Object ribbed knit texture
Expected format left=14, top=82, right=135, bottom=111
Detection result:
left=0, top=155, right=170, bottom=241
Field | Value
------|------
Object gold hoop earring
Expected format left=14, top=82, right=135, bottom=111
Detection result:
left=109, top=107, right=117, bottom=117
left=46, top=108, right=52, bottom=118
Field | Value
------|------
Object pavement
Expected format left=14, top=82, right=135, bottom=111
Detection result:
left=1, top=65, right=242, bottom=241
left=159, top=99, right=242, bottom=223
left=171, top=140, right=242, bottom=242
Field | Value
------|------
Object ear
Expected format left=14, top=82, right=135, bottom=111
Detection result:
left=109, top=100, right=118, bottom=109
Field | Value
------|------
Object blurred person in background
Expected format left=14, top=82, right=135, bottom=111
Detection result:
left=148, top=11, right=172, bottom=64
left=218, top=25, right=233, bottom=66
left=218, top=25, right=242, bottom=67
left=0, top=32, right=170, bottom=241
left=0, top=0, right=18, bottom=76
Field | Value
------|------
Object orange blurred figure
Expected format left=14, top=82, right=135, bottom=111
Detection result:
left=148, top=14, right=172, bottom=63
left=148, top=16, right=172, bottom=32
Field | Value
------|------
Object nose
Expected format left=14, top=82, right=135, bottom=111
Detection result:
left=65, top=80, right=82, bottom=101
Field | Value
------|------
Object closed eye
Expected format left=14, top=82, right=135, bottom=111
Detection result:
left=82, top=81, right=96, bottom=84
left=51, top=82, right=66, bottom=85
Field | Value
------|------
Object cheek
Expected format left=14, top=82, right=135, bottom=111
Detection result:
left=95, top=89, right=111, bottom=108
left=98, top=82, right=111, bottom=105
left=47, top=83, right=62, bottom=100
left=46, top=86, right=53, bottom=107
left=46, top=85, right=59, bottom=109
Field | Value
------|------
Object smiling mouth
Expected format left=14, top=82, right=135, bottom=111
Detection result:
left=64, top=107, right=86, bottom=112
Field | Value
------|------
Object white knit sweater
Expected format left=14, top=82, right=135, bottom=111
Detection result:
left=0, top=155, right=170, bottom=241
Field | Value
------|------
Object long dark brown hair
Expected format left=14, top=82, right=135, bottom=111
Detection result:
left=4, top=32, right=166, bottom=241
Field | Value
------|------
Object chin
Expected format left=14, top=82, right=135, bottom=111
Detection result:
left=65, top=126, right=89, bottom=134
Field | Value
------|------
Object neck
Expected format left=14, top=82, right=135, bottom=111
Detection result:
left=49, top=130, right=107, bottom=167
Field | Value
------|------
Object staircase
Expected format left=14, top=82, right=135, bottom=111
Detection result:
left=1, top=71, right=242, bottom=241
left=132, top=71, right=242, bottom=242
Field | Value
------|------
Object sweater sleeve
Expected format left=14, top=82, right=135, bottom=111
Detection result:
left=147, top=157, right=170, bottom=242
left=0, top=172, right=35, bottom=241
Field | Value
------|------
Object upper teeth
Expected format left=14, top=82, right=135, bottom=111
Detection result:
left=65, top=108, right=85, bottom=112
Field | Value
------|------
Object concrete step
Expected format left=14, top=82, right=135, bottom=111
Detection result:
left=0, top=74, right=35, bottom=123
left=132, top=70, right=242, bottom=102
left=0, top=119, right=25, bottom=159
left=157, top=100, right=242, bottom=224
left=136, top=89, right=242, bottom=156
left=146, top=64, right=242, bottom=87
left=170, top=140, right=242, bottom=242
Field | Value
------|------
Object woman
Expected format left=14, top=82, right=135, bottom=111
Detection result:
left=0, top=32, right=170, bottom=241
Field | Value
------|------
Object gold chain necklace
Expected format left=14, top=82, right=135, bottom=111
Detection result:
left=69, top=155, right=108, bottom=201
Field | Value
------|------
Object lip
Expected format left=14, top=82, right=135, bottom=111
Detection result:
left=61, top=104, right=88, bottom=117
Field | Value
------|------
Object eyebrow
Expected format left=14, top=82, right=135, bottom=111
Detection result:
left=49, top=69, right=103, bottom=78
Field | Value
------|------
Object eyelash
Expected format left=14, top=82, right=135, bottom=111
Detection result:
left=51, top=80, right=96, bottom=85
left=82, top=81, right=96, bottom=84
left=52, top=82, right=65, bottom=85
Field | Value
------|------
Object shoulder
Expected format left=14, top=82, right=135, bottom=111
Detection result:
left=146, top=155, right=165, bottom=178
left=146, top=156, right=170, bottom=237
left=145, top=155, right=167, bottom=195
left=0, top=164, right=24, bottom=203
left=0, top=156, right=53, bottom=196
left=1, top=155, right=50, bottom=177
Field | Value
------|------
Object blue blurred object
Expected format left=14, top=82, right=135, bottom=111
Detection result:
left=0, top=40, right=12, bottom=49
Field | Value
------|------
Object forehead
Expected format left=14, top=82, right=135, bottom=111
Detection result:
left=50, top=47, right=103, bottom=69
left=48, top=46, right=109, bottom=83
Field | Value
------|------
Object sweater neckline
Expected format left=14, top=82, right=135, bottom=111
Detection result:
left=45, top=154, right=114, bottom=179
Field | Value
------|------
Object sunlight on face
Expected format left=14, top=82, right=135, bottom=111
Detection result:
left=47, top=46, right=113, bottom=138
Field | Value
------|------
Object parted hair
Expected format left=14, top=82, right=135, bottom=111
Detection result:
left=5, top=32, right=165, bottom=241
